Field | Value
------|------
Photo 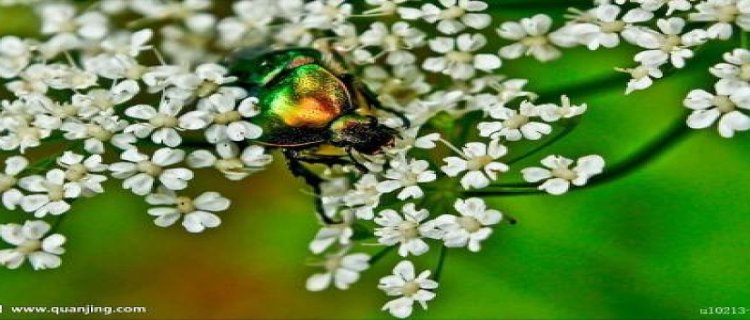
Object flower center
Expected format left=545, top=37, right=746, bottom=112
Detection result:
left=175, top=196, right=195, bottom=213
left=64, top=164, right=88, bottom=181
left=521, top=35, right=549, bottom=47
left=324, top=256, right=343, bottom=271
left=215, top=158, right=244, bottom=172
left=440, top=6, right=465, bottom=20
left=379, top=2, right=397, bottom=15
left=446, top=51, right=474, bottom=63
left=197, top=81, right=219, bottom=97
left=631, top=66, right=650, bottom=79
left=552, top=167, right=578, bottom=181
left=214, top=110, right=242, bottom=125
left=86, top=124, right=113, bottom=141
left=398, top=221, right=420, bottom=239
left=136, top=160, right=163, bottom=176
left=599, top=20, right=625, bottom=33
left=718, top=5, right=739, bottom=22
left=383, top=34, right=402, bottom=51
left=457, top=216, right=483, bottom=233
left=713, top=95, right=736, bottom=113
left=47, top=183, right=65, bottom=201
left=401, top=281, right=421, bottom=296
left=149, top=114, right=178, bottom=128
left=661, top=35, right=682, bottom=52
left=466, top=155, right=494, bottom=171
left=17, top=240, right=42, bottom=254
left=740, top=64, right=750, bottom=81
left=18, top=127, right=41, bottom=140
left=0, top=174, right=17, bottom=192
left=503, top=114, right=529, bottom=129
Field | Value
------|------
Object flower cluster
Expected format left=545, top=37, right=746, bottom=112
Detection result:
left=18, top=0, right=750, bottom=318
left=491, top=0, right=750, bottom=138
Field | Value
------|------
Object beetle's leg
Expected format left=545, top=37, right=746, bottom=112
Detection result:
left=340, top=74, right=412, bottom=128
left=284, top=150, right=341, bottom=225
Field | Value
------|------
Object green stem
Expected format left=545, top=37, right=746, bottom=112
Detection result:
left=742, top=31, right=749, bottom=49
left=506, top=118, right=580, bottom=165
left=433, top=245, right=448, bottom=282
left=537, top=72, right=629, bottom=100
left=369, top=246, right=395, bottom=265
left=466, top=115, right=692, bottom=197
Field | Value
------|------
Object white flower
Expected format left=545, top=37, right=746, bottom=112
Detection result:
left=498, top=14, right=562, bottom=62
left=365, top=0, right=408, bottom=15
left=0, top=220, right=65, bottom=270
left=56, top=151, right=108, bottom=195
left=124, top=99, right=185, bottom=147
left=684, top=82, right=750, bottom=138
left=374, top=203, right=434, bottom=257
left=616, top=64, right=664, bottom=94
left=0, top=118, right=52, bottom=153
left=306, top=251, right=370, bottom=291
left=109, top=148, right=193, bottom=195
left=378, top=260, right=438, bottom=318
left=538, top=95, right=588, bottom=122
left=0, top=36, right=31, bottom=78
left=302, top=0, right=352, bottom=30
left=171, top=64, right=238, bottom=98
left=441, top=139, right=509, bottom=190
left=180, top=93, right=262, bottom=143
left=216, top=1, right=275, bottom=48
left=18, top=169, right=81, bottom=217
left=632, top=17, right=708, bottom=68
left=343, top=173, right=382, bottom=220
left=402, top=0, right=491, bottom=34
left=422, top=33, right=501, bottom=80
left=561, top=4, right=654, bottom=50
left=522, top=155, right=606, bottom=195
left=73, top=79, right=140, bottom=118
left=60, top=115, right=134, bottom=154
left=363, top=65, right=431, bottom=108
left=710, top=48, right=750, bottom=86
left=0, top=156, right=27, bottom=210
left=426, top=198, right=502, bottom=252
left=689, top=0, right=750, bottom=40
left=37, top=2, right=108, bottom=40
left=187, top=142, right=272, bottom=180
left=146, top=188, right=230, bottom=233
left=100, top=29, right=154, bottom=57
left=634, top=0, right=694, bottom=15
left=377, top=154, right=436, bottom=200
left=357, top=22, right=425, bottom=65
left=308, top=213, right=355, bottom=254
left=477, top=101, right=552, bottom=141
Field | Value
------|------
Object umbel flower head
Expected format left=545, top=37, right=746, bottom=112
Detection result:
left=0, top=0, right=745, bottom=318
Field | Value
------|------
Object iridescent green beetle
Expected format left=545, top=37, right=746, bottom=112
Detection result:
left=227, top=47, right=406, bottom=223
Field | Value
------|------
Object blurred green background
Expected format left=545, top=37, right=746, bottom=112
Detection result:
left=1, top=3, right=750, bottom=319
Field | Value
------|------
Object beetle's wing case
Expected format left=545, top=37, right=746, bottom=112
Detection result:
left=227, top=47, right=324, bottom=89
left=250, top=63, right=354, bottom=147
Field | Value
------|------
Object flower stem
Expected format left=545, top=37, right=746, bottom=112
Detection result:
left=506, top=118, right=581, bottom=165
left=433, top=245, right=448, bottom=282
left=466, top=115, right=692, bottom=197
left=369, top=246, right=395, bottom=265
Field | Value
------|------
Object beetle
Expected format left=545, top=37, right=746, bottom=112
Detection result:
left=226, top=47, right=408, bottom=223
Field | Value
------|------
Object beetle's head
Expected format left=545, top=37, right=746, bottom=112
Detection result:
left=329, top=115, right=396, bottom=155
